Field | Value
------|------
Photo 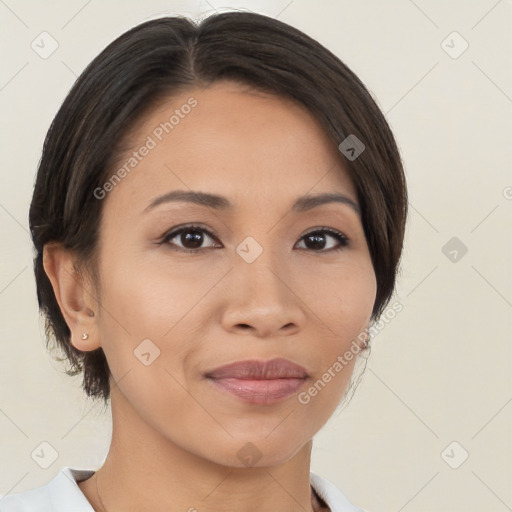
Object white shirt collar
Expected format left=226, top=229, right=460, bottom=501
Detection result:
left=0, top=466, right=365, bottom=512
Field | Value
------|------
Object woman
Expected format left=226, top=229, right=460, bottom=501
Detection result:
left=0, top=10, right=407, bottom=512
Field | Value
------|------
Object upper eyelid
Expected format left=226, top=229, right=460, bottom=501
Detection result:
left=161, top=224, right=349, bottom=245
left=162, top=224, right=220, bottom=242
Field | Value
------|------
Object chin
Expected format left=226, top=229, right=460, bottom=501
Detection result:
left=212, top=436, right=310, bottom=469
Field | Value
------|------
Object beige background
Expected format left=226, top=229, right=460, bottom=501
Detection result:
left=1, top=1, right=511, bottom=511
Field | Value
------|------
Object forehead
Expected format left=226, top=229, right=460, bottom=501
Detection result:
left=105, top=80, right=357, bottom=212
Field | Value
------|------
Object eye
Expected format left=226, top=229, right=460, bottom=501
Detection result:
left=159, top=224, right=221, bottom=253
left=295, top=228, right=349, bottom=252
left=158, top=225, right=350, bottom=254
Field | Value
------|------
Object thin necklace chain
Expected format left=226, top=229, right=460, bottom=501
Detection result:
left=94, top=471, right=108, bottom=512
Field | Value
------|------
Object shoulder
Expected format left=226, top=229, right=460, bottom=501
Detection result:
left=0, top=467, right=96, bottom=512
left=310, top=472, right=370, bottom=512
left=0, top=484, right=51, bottom=512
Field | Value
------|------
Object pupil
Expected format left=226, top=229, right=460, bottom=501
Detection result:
left=179, top=231, right=328, bottom=250
left=307, top=233, right=325, bottom=250
left=183, top=230, right=203, bottom=249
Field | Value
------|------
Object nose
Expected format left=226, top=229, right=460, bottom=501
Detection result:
left=220, top=252, right=305, bottom=338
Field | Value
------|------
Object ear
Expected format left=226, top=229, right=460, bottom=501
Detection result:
left=43, top=243, right=100, bottom=352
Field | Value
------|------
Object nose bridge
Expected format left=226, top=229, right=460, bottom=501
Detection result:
left=234, top=233, right=288, bottom=298
left=221, top=233, right=303, bottom=336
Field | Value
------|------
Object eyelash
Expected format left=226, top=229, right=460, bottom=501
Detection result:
left=157, top=224, right=350, bottom=254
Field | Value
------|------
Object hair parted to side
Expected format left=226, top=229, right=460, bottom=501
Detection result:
left=29, top=11, right=408, bottom=405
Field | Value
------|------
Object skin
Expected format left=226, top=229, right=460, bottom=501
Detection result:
left=44, top=80, right=376, bottom=512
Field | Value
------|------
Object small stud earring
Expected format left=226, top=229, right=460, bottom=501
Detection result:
left=81, top=333, right=89, bottom=340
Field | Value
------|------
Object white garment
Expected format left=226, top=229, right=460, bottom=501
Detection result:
left=0, top=466, right=368, bottom=512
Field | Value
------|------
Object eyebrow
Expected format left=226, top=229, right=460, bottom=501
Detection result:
left=144, top=190, right=360, bottom=216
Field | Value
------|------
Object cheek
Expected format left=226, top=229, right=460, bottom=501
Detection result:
left=93, top=254, right=208, bottom=421
left=96, top=251, right=207, bottom=332
left=308, top=256, right=377, bottom=335
left=94, top=250, right=223, bottom=379
left=292, top=259, right=376, bottom=407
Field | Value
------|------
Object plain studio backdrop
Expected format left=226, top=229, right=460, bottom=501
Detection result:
left=0, top=1, right=511, bottom=511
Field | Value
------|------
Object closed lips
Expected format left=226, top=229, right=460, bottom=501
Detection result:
left=205, top=357, right=309, bottom=380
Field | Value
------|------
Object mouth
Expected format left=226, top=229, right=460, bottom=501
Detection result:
left=204, top=358, right=310, bottom=405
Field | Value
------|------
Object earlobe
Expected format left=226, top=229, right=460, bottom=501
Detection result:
left=42, top=243, right=101, bottom=352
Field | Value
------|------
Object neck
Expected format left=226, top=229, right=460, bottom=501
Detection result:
left=81, top=387, right=325, bottom=512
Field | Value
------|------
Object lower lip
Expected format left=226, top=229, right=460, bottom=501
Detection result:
left=207, top=377, right=308, bottom=404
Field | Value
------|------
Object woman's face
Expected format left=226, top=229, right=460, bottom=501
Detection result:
left=88, top=80, right=376, bottom=467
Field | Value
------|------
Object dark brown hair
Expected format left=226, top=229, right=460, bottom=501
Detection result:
left=29, top=11, right=408, bottom=405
